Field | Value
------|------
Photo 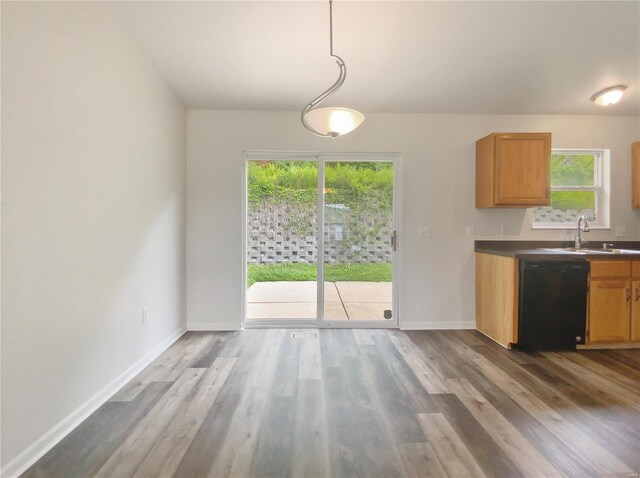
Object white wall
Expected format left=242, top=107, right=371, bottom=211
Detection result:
left=1, top=2, right=186, bottom=473
left=187, top=110, right=640, bottom=330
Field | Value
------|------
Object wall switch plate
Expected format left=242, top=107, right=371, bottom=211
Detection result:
left=418, top=226, right=430, bottom=237
left=142, top=309, right=149, bottom=324
left=466, top=226, right=474, bottom=237
left=615, top=226, right=627, bottom=237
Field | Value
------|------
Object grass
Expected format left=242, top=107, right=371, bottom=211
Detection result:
left=247, top=262, right=392, bottom=287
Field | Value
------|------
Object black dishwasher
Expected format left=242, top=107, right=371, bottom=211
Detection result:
left=518, top=261, right=589, bottom=350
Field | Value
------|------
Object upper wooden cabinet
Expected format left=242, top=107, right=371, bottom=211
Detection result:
left=476, top=133, right=551, bottom=208
left=632, top=141, right=640, bottom=208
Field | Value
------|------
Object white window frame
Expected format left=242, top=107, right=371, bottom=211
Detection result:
left=241, top=151, right=403, bottom=329
left=532, top=149, right=610, bottom=229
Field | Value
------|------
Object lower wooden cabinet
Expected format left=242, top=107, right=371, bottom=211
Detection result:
left=475, top=254, right=640, bottom=348
left=475, top=253, right=518, bottom=348
left=587, top=260, right=638, bottom=344
left=588, top=279, right=630, bottom=342
left=632, top=280, right=640, bottom=341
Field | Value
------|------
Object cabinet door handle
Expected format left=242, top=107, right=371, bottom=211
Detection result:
left=545, top=187, right=549, bottom=199
left=627, top=288, right=632, bottom=302
left=636, top=288, right=640, bottom=302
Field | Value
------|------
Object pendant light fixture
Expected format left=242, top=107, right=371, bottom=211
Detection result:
left=301, top=0, right=364, bottom=138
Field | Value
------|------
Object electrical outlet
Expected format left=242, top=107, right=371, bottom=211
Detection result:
left=615, top=226, right=627, bottom=237
left=418, top=226, right=430, bottom=237
left=142, top=308, right=149, bottom=324
left=466, top=226, right=475, bottom=237
left=500, top=226, right=507, bottom=236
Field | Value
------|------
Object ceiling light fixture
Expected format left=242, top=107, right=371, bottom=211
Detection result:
left=590, top=85, right=627, bottom=106
left=301, top=0, right=364, bottom=138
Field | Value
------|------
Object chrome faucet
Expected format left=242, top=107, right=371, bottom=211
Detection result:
left=575, top=215, right=590, bottom=249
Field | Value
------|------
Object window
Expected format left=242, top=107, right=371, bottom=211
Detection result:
left=532, top=150, right=609, bottom=228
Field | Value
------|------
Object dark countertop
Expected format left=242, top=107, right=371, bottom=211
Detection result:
left=475, top=240, right=640, bottom=260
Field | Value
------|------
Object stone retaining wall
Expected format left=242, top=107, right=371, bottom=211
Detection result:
left=247, top=203, right=392, bottom=264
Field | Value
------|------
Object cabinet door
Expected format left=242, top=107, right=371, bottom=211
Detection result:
left=494, top=134, right=550, bottom=206
left=588, top=280, right=631, bottom=343
left=632, top=280, right=640, bottom=342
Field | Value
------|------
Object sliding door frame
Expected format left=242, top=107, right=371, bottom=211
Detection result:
left=242, top=151, right=402, bottom=329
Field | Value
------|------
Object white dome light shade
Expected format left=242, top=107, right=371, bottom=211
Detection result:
left=590, top=85, right=627, bottom=106
left=303, top=107, right=365, bottom=137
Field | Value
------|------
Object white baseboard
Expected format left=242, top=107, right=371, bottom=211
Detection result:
left=188, top=321, right=243, bottom=331
left=1, top=327, right=187, bottom=478
left=400, top=321, right=475, bottom=331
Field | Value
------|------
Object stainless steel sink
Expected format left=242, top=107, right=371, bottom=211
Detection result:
left=540, top=248, right=589, bottom=254
left=598, top=248, right=640, bottom=254
left=541, top=247, right=640, bottom=255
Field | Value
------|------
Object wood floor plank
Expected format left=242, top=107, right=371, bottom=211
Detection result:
left=132, top=357, right=237, bottom=478
left=416, top=412, right=487, bottom=478
left=474, top=343, right=640, bottom=451
left=387, top=330, right=450, bottom=393
left=606, top=349, right=640, bottom=369
left=543, top=351, right=640, bottom=401
left=397, top=442, right=447, bottom=478
left=319, top=329, right=360, bottom=368
left=373, top=333, right=438, bottom=413
left=447, top=378, right=563, bottom=478
left=429, top=393, right=523, bottom=478
left=249, top=395, right=297, bottom=478
left=522, top=360, right=639, bottom=443
left=271, top=332, right=302, bottom=397
left=588, top=350, right=640, bottom=382
left=95, top=368, right=207, bottom=477
left=110, top=332, right=213, bottom=402
left=357, top=343, right=427, bottom=444
left=451, top=338, right=634, bottom=476
left=189, top=332, right=236, bottom=368
left=298, top=334, right=322, bottom=380
left=22, top=330, right=640, bottom=478
left=184, top=329, right=285, bottom=478
left=437, top=330, right=640, bottom=473
left=21, top=382, right=172, bottom=478
left=169, top=329, right=267, bottom=477
left=292, top=379, right=330, bottom=478
left=404, top=332, right=608, bottom=478
left=352, top=328, right=376, bottom=346
left=322, top=361, right=407, bottom=478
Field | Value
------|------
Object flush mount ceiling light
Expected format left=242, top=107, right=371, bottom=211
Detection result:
left=301, top=0, right=364, bottom=138
left=590, top=85, right=627, bottom=106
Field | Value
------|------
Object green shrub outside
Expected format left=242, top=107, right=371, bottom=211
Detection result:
left=549, top=154, right=596, bottom=211
left=248, top=161, right=393, bottom=206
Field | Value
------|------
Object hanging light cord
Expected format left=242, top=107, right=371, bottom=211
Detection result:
left=301, top=0, right=347, bottom=137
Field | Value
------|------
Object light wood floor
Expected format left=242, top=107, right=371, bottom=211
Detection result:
left=23, top=329, right=640, bottom=478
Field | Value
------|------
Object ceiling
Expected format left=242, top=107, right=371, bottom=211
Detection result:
left=110, top=1, right=640, bottom=116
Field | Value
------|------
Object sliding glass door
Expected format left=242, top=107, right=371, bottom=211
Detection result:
left=244, top=153, right=400, bottom=328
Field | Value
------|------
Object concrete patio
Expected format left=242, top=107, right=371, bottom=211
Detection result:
left=246, top=281, right=392, bottom=321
